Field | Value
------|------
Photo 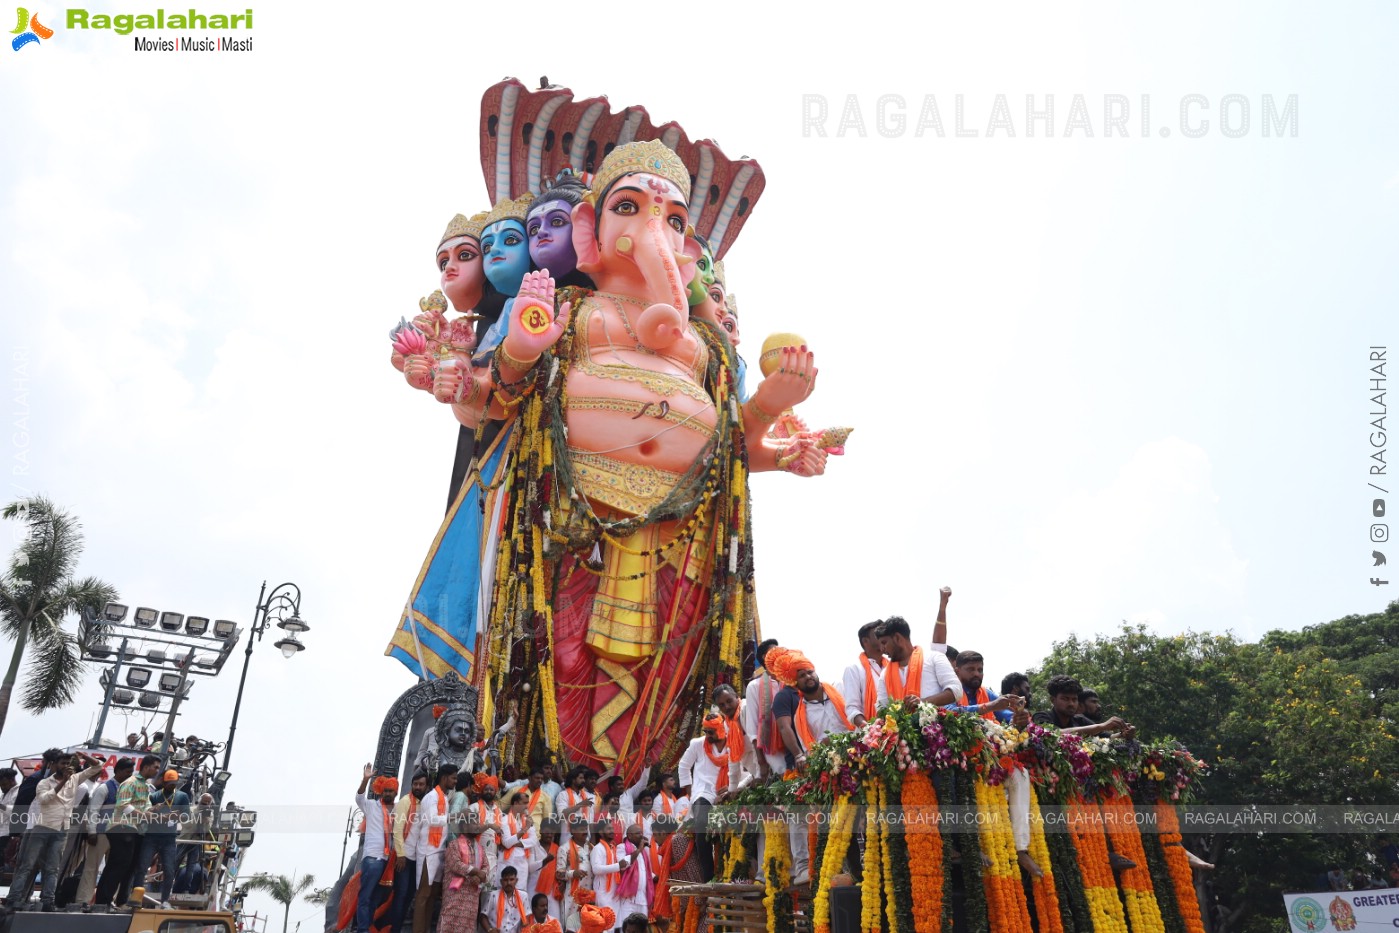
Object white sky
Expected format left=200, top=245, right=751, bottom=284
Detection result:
left=2, top=1, right=1396, bottom=925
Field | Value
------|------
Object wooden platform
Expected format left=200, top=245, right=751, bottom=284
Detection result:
left=669, top=882, right=811, bottom=933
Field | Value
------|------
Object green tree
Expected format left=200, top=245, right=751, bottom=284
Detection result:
left=1032, top=610, right=1399, bottom=933
left=244, top=871, right=316, bottom=933
left=0, top=497, right=118, bottom=737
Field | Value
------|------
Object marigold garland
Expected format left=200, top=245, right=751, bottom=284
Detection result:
left=900, top=770, right=943, bottom=933
left=680, top=895, right=700, bottom=933
left=1027, top=788, right=1067, bottom=933
left=1067, top=798, right=1129, bottom=933
left=1155, top=801, right=1207, bottom=933
left=763, top=816, right=795, bottom=933
left=1101, top=793, right=1166, bottom=933
left=861, top=791, right=883, bottom=933
left=955, top=769, right=989, bottom=933
left=877, top=780, right=905, bottom=933
left=722, top=829, right=747, bottom=881
left=975, top=777, right=1032, bottom=932
left=812, top=794, right=858, bottom=933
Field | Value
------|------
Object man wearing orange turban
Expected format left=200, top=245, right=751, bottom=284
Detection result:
left=769, top=648, right=854, bottom=885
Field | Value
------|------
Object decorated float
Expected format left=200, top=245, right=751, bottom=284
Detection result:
left=682, top=701, right=1210, bottom=933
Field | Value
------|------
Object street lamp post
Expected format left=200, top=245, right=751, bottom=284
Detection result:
left=222, top=581, right=309, bottom=771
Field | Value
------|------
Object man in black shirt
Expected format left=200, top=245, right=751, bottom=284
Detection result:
left=1031, top=675, right=1135, bottom=739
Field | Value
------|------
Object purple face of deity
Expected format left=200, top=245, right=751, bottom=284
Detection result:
left=526, top=199, right=578, bottom=278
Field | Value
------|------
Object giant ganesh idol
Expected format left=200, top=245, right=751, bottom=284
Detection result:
left=386, top=80, right=848, bottom=779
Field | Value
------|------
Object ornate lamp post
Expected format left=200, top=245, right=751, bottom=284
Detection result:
left=222, top=581, right=309, bottom=771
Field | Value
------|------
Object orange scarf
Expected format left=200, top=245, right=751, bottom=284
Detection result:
left=529, top=786, right=545, bottom=817
left=649, top=837, right=674, bottom=920
left=597, top=839, right=619, bottom=892
left=884, top=647, right=925, bottom=701
left=476, top=800, right=501, bottom=833
left=428, top=789, right=448, bottom=849
left=702, top=740, right=730, bottom=793
left=563, top=840, right=584, bottom=897
left=755, top=671, right=782, bottom=754
left=795, top=683, right=855, bottom=750
left=503, top=812, right=526, bottom=858
left=859, top=654, right=880, bottom=718
left=658, top=791, right=680, bottom=815
left=535, top=841, right=558, bottom=896
left=496, top=889, right=527, bottom=930
left=723, top=714, right=745, bottom=763
left=971, top=686, right=996, bottom=721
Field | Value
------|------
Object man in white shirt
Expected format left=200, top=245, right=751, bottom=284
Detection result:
left=557, top=817, right=592, bottom=932
left=0, top=768, right=19, bottom=844
left=841, top=621, right=886, bottom=727
left=409, top=764, right=459, bottom=933
left=4, top=751, right=103, bottom=910
left=875, top=616, right=962, bottom=708
left=486, top=865, right=528, bottom=933
left=677, top=712, right=745, bottom=882
left=553, top=768, right=595, bottom=828
left=354, top=764, right=400, bottom=933
left=743, top=639, right=785, bottom=780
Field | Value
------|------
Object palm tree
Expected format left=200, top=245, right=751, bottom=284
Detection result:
left=0, top=497, right=118, bottom=736
left=245, top=871, right=316, bottom=933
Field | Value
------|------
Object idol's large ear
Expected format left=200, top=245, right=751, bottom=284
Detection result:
left=572, top=201, right=601, bottom=274
left=680, top=235, right=703, bottom=288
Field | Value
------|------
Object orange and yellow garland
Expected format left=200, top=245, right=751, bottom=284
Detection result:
left=811, top=794, right=858, bottom=933
left=1026, top=788, right=1065, bottom=933
left=974, top=777, right=1032, bottom=932
left=899, top=770, right=943, bottom=933
left=1101, top=792, right=1166, bottom=933
left=1156, top=800, right=1207, bottom=933
left=1067, top=798, right=1129, bottom=933
left=877, top=780, right=899, bottom=933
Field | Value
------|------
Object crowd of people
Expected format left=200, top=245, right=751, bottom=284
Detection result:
left=0, top=749, right=223, bottom=913
left=350, top=587, right=1171, bottom=933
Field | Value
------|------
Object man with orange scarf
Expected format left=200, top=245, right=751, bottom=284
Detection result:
left=353, top=764, right=399, bottom=933
left=874, top=616, right=962, bottom=708
left=768, top=646, right=854, bottom=885
left=677, top=712, right=748, bottom=882
left=742, top=639, right=785, bottom=780
left=409, top=763, right=459, bottom=933
left=841, top=620, right=886, bottom=727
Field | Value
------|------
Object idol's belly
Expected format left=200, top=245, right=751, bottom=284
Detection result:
left=564, top=367, right=717, bottom=478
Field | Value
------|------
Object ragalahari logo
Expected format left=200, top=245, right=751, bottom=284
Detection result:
left=11, top=7, right=53, bottom=50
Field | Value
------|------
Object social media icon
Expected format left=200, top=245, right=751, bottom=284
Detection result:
left=1376, top=499, right=1388, bottom=517
left=1372, top=524, right=1390, bottom=543
left=1377, top=551, right=1389, bottom=566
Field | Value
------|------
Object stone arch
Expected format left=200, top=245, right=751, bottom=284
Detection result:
left=373, top=671, right=477, bottom=778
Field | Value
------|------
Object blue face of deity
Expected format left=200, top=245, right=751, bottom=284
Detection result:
left=480, top=219, right=531, bottom=296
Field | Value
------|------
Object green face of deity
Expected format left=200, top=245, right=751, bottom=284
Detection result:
left=686, top=241, right=718, bottom=307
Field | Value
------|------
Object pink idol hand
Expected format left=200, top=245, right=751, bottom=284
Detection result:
left=756, top=346, right=818, bottom=414
left=503, top=271, right=571, bottom=365
left=403, top=355, right=434, bottom=392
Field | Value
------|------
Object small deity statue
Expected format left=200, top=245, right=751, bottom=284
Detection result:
left=412, top=703, right=476, bottom=778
